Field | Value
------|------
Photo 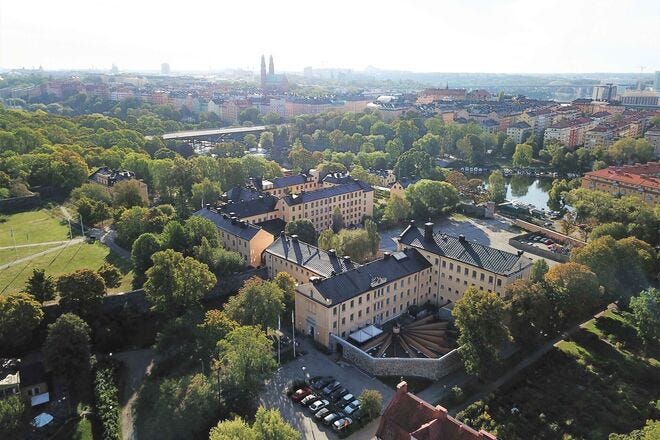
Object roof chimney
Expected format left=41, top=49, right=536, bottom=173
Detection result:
left=343, top=255, right=351, bottom=263
left=383, top=251, right=391, bottom=259
left=424, top=222, right=434, bottom=242
left=205, top=203, right=211, bottom=210
left=409, top=219, right=416, bottom=227
left=517, top=250, right=524, bottom=256
left=280, top=231, right=286, bottom=238
left=231, top=216, right=238, bottom=224
left=291, top=234, right=299, bottom=243
left=458, top=234, right=466, bottom=242
left=328, top=249, right=336, bottom=256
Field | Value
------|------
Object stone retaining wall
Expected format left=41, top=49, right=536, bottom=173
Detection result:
left=509, top=237, right=569, bottom=262
left=513, top=219, right=585, bottom=248
left=330, top=334, right=463, bottom=380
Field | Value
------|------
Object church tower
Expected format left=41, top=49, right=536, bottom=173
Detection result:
left=260, top=55, right=267, bottom=89
left=269, top=55, right=274, bottom=75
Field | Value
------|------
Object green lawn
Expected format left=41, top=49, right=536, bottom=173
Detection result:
left=0, top=209, right=72, bottom=247
left=51, top=417, right=94, bottom=440
left=457, top=308, right=660, bottom=439
left=0, top=243, right=60, bottom=265
left=0, top=241, right=133, bottom=295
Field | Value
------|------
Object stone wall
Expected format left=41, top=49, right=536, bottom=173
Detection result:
left=509, top=237, right=569, bottom=263
left=0, top=193, right=41, bottom=213
left=330, top=334, right=463, bottom=381
left=513, top=219, right=585, bottom=248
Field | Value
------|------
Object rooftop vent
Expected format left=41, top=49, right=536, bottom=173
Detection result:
left=205, top=203, right=211, bottom=210
left=458, top=234, right=466, bottom=242
left=328, top=249, right=336, bottom=256
left=383, top=251, right=391, bottom=259
left=424, top=222, right=434, bottom=242
left=343, top=255, right=351, bottom=263
left=291, top=235, right=299, bottom=243
left=517, top=250, right=524, bottom=256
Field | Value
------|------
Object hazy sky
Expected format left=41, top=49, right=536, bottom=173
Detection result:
left=1, top=0, right=658, bottom=73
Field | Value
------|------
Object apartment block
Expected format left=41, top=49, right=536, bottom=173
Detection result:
left=582, top=162, right=660, bottom=206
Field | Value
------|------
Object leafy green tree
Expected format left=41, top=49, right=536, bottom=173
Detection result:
left=359, top=389, right=383, bottom=421
left=285, top=220, right=317, bottom=245
left=191, top=178, right=221, bottom=211
left=224, top=278, right=284, bottom=330
left=43, top=313, right=91, bottom=387
left=214, top=326, right=277, bottom=399
left=488, top=170, right=507, bottom=203
left=529, top=259, right=549, bottom=282
left=394, top=149, right=432, bottom=180
left=274, top=272, right=296, bottom=315
left=259, top=131, right=274, bottom=149
left=505, top=280, right=553, bottom=345
left=57, top=269, right=106, bottom=320
left=457, top=134, right=485, bottom=165
left=209, top=417, right=256, bottom=440
left=144, top=249, right=217, bottom=317
left=0, top=395, right=24, bottom=439
left=512, top=143, right=533, bottom=168
left=547, top=178, right=580, bottom=211
left=609, top=419, right=660, bottom=440
left=395, top=119, right=419, bottom=149
left=71, top=183, right=113, bottom=205
left=405, top=179, right=459, bottom=218
left=628, top=288, right=659, bottom=346
left=24, top=268, right=56, bottom=303
left=0, top=292, right=43, bottom=350
left=365, top=218, right=380, bottom=256
left=98, top=263, right=122, bottom=288
left=185, top=216, right=221, bottom=248
left=161, top=220, right=189, bottom=252
left=331, top=207, right=345, bottom=232
left=589, top=222, right=628, bottom=241
left=318, top=229, right=335, bottom=250
left=545, top=262, right=601, bottom=324
left=288, top=142, right=318, bottom=172
left=113, top=179, right=147, bottom=208
left=412, top=133, right=441, bottom=157
left=131, top=233, right=162, bottom=286
left=115, top=206, right=149, bottom=248
left=453, top=287, right=510, bottom=378
left=197, top=310, right=238, bottom=361
left=252, top=406, right=300, bottom=440
left=383, top=193, right=412, bottom=225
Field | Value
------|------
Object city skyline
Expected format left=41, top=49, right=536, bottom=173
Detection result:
left=1, top=0, right=658, bottom=74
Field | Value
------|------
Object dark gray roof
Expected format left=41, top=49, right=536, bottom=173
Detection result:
left=265, top=235, right=357, bottom=278
left=18, top=362, right=46, bottom=387
left=218, top=193, right=278, bottom=219
left=89, top=167, right=136, bottom=184
left=394, top=177, right=420, bottom=189
left=256, top=218, right=287, bottom=236
left=311, top=248, right=432, bottom=305
left=510, top=121, right=531, bottom=129
left=266, top=174, right=308, bottom=188
left=322, top=173, right=354, bottom=185
left=283, top=181, right=372, bottom=205
left=398, top=225, right=531, bottom=275
left=223, top=186, right=262, bottom=203
left=193, top=208, right=267, bottom=240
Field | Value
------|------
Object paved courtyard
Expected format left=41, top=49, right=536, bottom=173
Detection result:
left=259, top=338, right=394, bottom=440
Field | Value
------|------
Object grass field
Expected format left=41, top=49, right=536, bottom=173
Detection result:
left=0, top=209, right=73, bottom=247
left=0, top=243, right=62, bottom=265
left=457, top=308, right=660, bottom=439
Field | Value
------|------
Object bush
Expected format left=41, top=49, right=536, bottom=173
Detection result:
left=93, top=359, right=121, bottom=440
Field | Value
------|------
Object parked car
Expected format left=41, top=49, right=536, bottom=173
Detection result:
left=309, top=399, right=330, bottom=413
left=300, top=394, right=318, bottom=407
left=310, top=376, right=334, bottom=390
left=291, top=387, right=313, bottom=402
left=344, top=400, right=360, bottom=415
left=330, top=387, right=349, bottom=402
left=544, top=238, right=553, bottom=245
left=322, top=381, right=341, bottom=396
left=333, top=417, right=353, bottom=432
left=315, top=407, right=331, bottom=420
left=341, top=393, right=354, bottom=404
left=323, top=412, right=344, bottom=426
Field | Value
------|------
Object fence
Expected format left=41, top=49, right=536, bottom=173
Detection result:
left=330, top=334, right=463, bottom=381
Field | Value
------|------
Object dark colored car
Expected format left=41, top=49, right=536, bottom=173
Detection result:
left=322, top=381, right=341, bottom=396
left=310, top=376, right=334, bottom=390
left=323, top=412, right=344, bottom=426
left=330, top=387, right=349, bottom=402
left=291, top=387, right=313, bottom=402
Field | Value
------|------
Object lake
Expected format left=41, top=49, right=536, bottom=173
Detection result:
left=505, top=176, right=552, bottom=210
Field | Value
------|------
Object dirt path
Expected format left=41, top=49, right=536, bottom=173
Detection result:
left=115, top=349, right=158, bottom=440
left=0, top=238, right=84, bottom=270
left=0, top=240, right=72, bottom=250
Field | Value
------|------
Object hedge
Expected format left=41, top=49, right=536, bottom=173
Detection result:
left=93, top=359, right=121, bottom=440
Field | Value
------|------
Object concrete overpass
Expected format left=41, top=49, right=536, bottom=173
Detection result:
left=152, top=125, right=268, bottom=142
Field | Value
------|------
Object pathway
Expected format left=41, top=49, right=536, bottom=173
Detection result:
left=100, top=229, right=131, bottom=259
left=0, top=240, right=72, bottom=250
left=115, top=348, right=158, bottom=440
left=0, top=237, right=84, bottom=270
left=59, top=205, right=73, bottom=221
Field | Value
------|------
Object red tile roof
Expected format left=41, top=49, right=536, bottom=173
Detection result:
left=376, top=382, right=496, bottom=440
left=583, top=162, right=660, bottom=190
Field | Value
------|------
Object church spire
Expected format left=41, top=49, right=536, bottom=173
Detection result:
left=260, top=55, right=267, bottom=89
left=269, top=55, right=274, bottom=75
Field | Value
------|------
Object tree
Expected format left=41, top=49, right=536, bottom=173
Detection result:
left=0, top=395, right=24, bottom=439
left=529, top=259, right=549, bottom=282
left=197, top=310, right=238, bottom=361
left=115, top=206, right=149, bottom=248
left=512, top=143, right=533, bottom=168
left=161, top=220, right=189, bottom=252
left=628, top=288, right=659, bottom=346
left=331, top=207, right=345, bottom=232
left=359, top=389, right=383, bottom=421
left=318, top=229, right=335, bottom=250
left=487, top=170, right=507, bottom=203
left=185, top=216, right=221, bottom=248
left=191, top=178, right=221, bottom=211
left=224, top=277, right=284, bottom=330
left=505, top=280, right=553, bottom=346
left=545, top=262, right=601, bottom=324
left=113, top=179, right=147, bottom=208
left=394, top=149, right=432, bottom=180
left=214, top=326, right=277, bottom=399
left=131, top=232, right=162, bottom=285
left=43, top=313, right=91, bottom=387
left=285, top=219, right=317, bottom=245
left=144, top=249, right=216, bottom=317
left=288, top=142, right=318, bottom=172
left=251, top=406, right=300, bottom=440
left=331, top=229, right=374, bottom=263
left=412, top=133, right=441, bottom=157
left=274, top=272, right=296, bottom=315
left=405, top=180, right=459, bottom=218
left=97, top=263, right=122, bottom=288
left=457, top=134, right=485, bottom=165
left=365, top=218, right=380, bottom=256
left=0, top=292, right=43, bottom=350
left=609, top=419, right=660, bottom=440
left=209, top=417, right=256, bottom=440
left=453, top=287, right=510, bottom=378
left=383, top=193, right=412, bottom=225
left=259, top=131, right=274, bottom=150
left=24, top=268, right=55, bottom=303
left=57, top=269, right=106, bottom=320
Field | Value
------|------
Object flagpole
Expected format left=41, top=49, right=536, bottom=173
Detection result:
left=277, top=315, right=281, bottom=365
left=291, top=310, right=296, bottom=359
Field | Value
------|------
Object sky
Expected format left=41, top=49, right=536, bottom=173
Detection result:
left=1, top=0, right=658, bottom=74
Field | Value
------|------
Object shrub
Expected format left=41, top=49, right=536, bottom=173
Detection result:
left=93, top=359, right=121, bottom=440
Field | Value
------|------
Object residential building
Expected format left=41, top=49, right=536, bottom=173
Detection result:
left=592, top=83, right=617, bottom=102
left=263, top=233, right=357, bottom=284
left=218, top=188, right=280, bottom=224
left=390, top=178, right=420, bottom=199
left=506, top=121, right=531, bottom=143
left=581, top=162, right=660, bottom=206
left=193, top=207, right=274, bottom=268
left=543, top=117, right=597, bottom=148
left=0, top=361, right=49, bottom=407
left=278, top=181, right=374, bottom=231
left=618, top=90, right=660, bottom=107
left=376, top=381, right=496, bottom=440
left=584, top=124, right=615, bottom=148
left=294, top=247, right=433, bottom=347
left=89, top=167, right=148, bottom=200
left=520, top=107, right=556, bottom=139
left=417, top=88, right=467, bottom=104
left=259, top=173, right=319, bottom=197
left=397, top=222, right=532, bottom=304
left=644, top=126, right=660, bottom=158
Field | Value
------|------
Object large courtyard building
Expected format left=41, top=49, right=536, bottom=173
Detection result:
left=581, top=162, right=660, bottom=206
left=396, top=221, right=532, bottom=304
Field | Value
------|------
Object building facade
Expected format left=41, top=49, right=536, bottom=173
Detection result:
left=581, top=162, right=660, bottom=206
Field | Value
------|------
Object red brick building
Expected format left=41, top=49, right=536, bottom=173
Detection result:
left=376, top=381, right=496, bottom=440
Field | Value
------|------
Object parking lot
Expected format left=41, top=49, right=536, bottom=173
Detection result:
left=259, top=338, right=394, bottom=439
